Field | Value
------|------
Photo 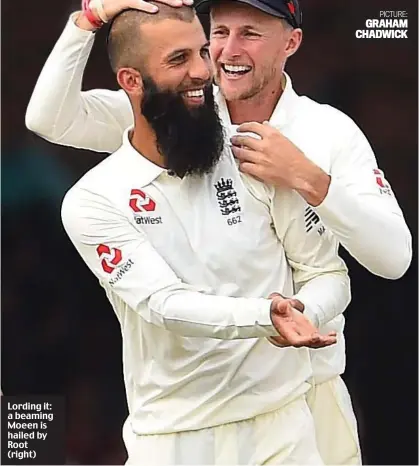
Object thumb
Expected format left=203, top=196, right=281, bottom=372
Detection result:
left=273, top=299, right=292, bottom=316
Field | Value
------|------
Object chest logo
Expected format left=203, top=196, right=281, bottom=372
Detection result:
left=214, top=178, right=241, bottom=216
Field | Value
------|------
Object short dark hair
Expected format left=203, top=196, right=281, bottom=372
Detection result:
left=107, top=4, right=196, bottom=73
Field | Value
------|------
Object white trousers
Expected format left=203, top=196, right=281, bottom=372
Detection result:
left=123, top=395, right=324, bottom=465
left=306, top=376, right=362, bottom=465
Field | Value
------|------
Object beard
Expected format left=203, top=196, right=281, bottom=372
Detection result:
left=140, top=77, right=225, bottom=178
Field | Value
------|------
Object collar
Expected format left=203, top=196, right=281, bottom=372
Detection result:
left=120, top=127, right=167, bottom=187
left=215, top=72, right=298, bottom=129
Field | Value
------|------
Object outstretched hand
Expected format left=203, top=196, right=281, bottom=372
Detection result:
left=268, top=294, right=336, bottom=349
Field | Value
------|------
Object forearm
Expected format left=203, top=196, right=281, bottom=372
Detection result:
left=146, top=284, right=277, bottom=339
left=315, top=178, right=412, bottom=279
left=293, top=160, right=331, bottom=207
left=75, top=10, right=101, bottom=32
left=26, top=13, right=129, bottom=152
left=292, top=271, right=351, bottom=328
left=25, top=13, right=95, bottom=141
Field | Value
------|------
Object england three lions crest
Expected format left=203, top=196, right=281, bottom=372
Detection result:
left=214, top=178, right=241, bottom=216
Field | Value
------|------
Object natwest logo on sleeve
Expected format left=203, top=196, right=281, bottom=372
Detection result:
left=97, top=244, right=123, bottom=274
left=373, top=169, right=392, bottom=196
left=129, top=189, right=156, bottom=212
left=129, top=188, right=163, bottom=225
left=96, top=244, right=134, bottom=285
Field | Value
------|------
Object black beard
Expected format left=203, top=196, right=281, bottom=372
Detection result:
left=140, top=77, right=225, bottom=178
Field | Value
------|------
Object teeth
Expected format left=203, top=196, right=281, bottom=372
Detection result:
left=185, top=89, right=204, bottom=97
left=223, top=64, right=251, bottom=73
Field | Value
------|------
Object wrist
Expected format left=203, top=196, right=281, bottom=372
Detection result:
left=75, top=11, right=100, bottom=31
left=81, top=0, right=104, bottom=29
left=294, top=164, right=331, bottom=207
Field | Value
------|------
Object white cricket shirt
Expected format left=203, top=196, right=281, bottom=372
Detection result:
left=62, top=128, right=350, bottom=434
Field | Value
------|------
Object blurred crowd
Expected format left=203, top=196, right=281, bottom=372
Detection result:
left=2, top=0, right=417, bottom=464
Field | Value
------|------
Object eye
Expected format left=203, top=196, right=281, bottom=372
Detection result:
left=200, top=47, right=210, bottom=58
left=169, top=53, right=187, bottom=65
left=211, top=29, right=228, bottom=38
left=244, top=31, right=261, bottom=38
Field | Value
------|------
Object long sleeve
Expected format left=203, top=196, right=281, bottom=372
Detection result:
left=25, top=14, right=132, bottom=153
left=61, top=186, right=277, bottom=339
left=241, top=175, right=351, bottom=328
left=314, top=111, right=412, bottom=279
left=270, top=188, right=351, bottom=328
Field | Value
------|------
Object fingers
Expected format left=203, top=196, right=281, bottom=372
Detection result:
left=271, top=331, right=337, bottom=349
left=132, top=0, right=159, bottom=12
left=230, top=145, right=259, bottom=163
left=237, top=121, right=267, bottom=136
left=268, top=294, right=304, bottom=313
left=237, top=161, right=266, bottom=182
left=307, top=333, right=337, bottom=349
left=133, top=0, right=193, bottom=12
left=230, top=134, right=262, bottom=151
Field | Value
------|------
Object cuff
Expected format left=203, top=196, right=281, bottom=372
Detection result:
left=253, top=299, right=278, bottom=337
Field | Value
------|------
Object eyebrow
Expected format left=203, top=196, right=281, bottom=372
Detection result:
left=212, top=24, right=262, bottom=32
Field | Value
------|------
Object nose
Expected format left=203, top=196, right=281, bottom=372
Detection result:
left=188, top=55, right=212, bottom=82
left=222, top=34, right=241, bottom=59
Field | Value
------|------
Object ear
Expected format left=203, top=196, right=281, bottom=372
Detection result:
left=116, top=68, right=144, bottom=98
left=285, top=28, right=303, bottom=58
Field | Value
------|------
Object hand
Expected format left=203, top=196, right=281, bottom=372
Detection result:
left=268, top=295, right=337, bottom=349
left=268, top=291, right=305, bottom=313
left=77, top=0, right=193, bottom=30
left=267, top=292, right=305, bottom=348
left=230, top=122, right=331, bottom=206
left=99, top=0, right=194, bottom=20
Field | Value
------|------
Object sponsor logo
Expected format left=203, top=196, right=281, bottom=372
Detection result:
left=373, top=169, right=392, bottom=196
left=109, top=259, right=134, bottom=286
left=304, top=207, right=325, bottom=236
left=129, top=188, right=163, bottom=224
left=135, top=216, right=163, bottom=225
left=129, top=189, right=156, bottom=212
left=96, top=244, right=122, bottom=274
